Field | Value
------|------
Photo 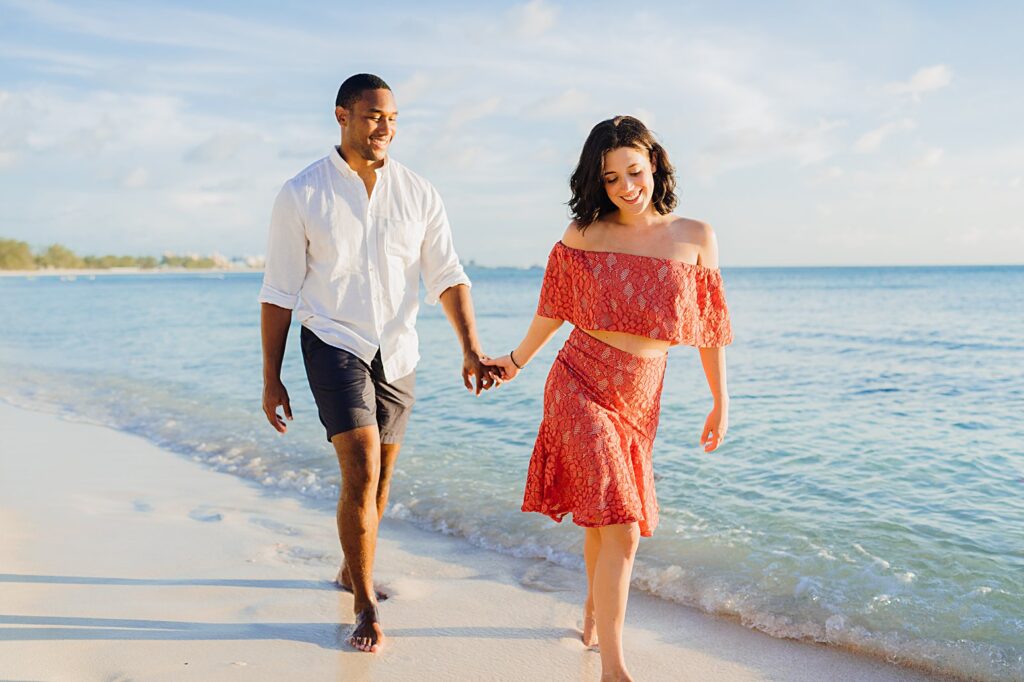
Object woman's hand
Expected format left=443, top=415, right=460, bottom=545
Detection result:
left=483, top=354, right=520, bottom=382
left=700, top=402, right=729, bottom=452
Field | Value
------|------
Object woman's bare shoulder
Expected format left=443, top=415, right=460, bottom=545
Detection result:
left=668, top=216, right=719, bottom=267
left=561, top=221, right=591, bottom=249
left=667, top=215, right=714, bottom=239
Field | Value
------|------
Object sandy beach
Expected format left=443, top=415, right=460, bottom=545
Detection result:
left=0, top=402, right=953, bottom=681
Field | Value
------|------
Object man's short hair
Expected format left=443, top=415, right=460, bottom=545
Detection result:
left=335, top=74, right=392, bottom=109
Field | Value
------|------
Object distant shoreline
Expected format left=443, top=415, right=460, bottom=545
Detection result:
left=1, top=263, right=1020, bottom=278
left=0, top=267, right=263, bottom=278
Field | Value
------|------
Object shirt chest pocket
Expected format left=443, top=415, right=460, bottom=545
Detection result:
left=381, top=217, right=426, bottom=265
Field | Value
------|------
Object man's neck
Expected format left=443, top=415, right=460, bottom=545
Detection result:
left=337, top=143, right=384, bottom=176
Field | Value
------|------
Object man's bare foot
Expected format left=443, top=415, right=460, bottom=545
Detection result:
left=335, top=565, right=389, bottom=601
left=582, top=601, right=598, bottom=648
left=348, top=605, right=384, bottom=653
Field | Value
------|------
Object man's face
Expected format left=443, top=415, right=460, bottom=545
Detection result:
left=337, top=88, right=397, bottom=162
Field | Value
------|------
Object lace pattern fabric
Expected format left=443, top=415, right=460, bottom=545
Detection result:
left=522, top=328, right=666, bottom=536
left=536, top=241, right=733, bottom=348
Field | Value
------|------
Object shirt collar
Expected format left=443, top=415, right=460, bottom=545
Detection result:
left=329, top=146, right=389, bottom=178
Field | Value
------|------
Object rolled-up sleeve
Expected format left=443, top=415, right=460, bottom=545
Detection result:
left=420, top=186, right=471, bottom=305
left=258, top=182, right=307, bottom=309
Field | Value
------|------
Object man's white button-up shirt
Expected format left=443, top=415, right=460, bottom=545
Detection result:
left=258, top=147, right=472, bottom=382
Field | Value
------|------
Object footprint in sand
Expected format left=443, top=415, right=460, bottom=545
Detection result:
left=250, top=516, right=302, bottom=536
left=188, top=506, right=223, bottom=522
left=133, top=499, right=153, bottom=512
left=274, top=544, right=334, bottom=566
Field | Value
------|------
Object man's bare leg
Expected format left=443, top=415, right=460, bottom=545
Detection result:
left=336, top=442, right=401, bottom=600
left=331, top=426, right=385, bottom=653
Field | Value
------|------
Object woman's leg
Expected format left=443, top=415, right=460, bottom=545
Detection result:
left=583, top=526, right=601, bottom=647
left=593, top=522, right=640, bottom=681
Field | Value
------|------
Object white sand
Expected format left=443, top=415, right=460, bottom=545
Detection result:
left=0, top=402, right=951, bottom=681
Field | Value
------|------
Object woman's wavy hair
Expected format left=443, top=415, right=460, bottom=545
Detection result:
left=568, top=115, right=677, bottom=231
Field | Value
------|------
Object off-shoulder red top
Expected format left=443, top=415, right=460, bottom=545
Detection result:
left=536, top=241, right=733, bottom=347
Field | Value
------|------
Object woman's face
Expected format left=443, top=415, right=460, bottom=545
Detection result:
left=601, top=145, right=656, bottom=217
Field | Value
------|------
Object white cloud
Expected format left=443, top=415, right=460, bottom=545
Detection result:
left=855, top=118, right=916, bottom=153
left=524, top=89, right=594, bottom=119
left=1, top=0, right=333, bottom=56
left=696, top=118, right=847, bottom=180
left=394, top=72, right=432, bottom=106
left=446, top=96, right=502, bottom=129
left=173, top=190, right=235, bottom=209
left=811, top=165, right=844, bottom=184
left=510, top=0, right=557, bottom=39
left=122, top=167, right=149, bottom=188
left=185, top=133, right=253, bottom=164
left=632, top=108, right=657, bottom=131
left=886, top=65, right=953, bottom=101
left=915, top=147, right=944, bottom=168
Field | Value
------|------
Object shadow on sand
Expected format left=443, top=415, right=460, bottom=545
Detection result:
left=0, top=573, right=334, bottom=590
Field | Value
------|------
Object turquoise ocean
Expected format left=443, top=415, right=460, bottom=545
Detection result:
left=1, top=264, right=1021, bottom=681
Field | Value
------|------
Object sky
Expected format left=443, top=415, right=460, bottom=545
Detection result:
left=1, top=0, right=1022, bottom=267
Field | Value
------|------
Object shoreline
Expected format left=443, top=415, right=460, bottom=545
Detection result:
left=0, top=267, right=262, bottom=278
left=2, top=263, right=1022, bottom=279
left=0, top=401, right=954, bottom=681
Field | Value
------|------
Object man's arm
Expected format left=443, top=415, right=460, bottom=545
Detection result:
left=258, top=182, right=306, bottom=433
left=261, top=302, right=293, bottom=433
left=438, top=284, right=498, bottom=395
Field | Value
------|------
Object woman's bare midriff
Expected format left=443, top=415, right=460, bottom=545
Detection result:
left=580, top=328, right=669, bottom=358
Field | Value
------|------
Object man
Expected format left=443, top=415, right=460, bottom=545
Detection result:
left=259, top=73, right=498, bottom=653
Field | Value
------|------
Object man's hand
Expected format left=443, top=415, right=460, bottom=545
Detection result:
left=263, top=378, right=293, bottom=433
left=462, top=351, right=503, bottom=395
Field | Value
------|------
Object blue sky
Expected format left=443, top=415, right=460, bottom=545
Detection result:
left=1, top=0, right=1021, bottom=266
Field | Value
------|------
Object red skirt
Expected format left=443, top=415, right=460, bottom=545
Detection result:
left=522, top=328, right=667, bottom=537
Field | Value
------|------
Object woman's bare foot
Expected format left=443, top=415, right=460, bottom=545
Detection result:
left=335, top=564, right=389, bottom=601
left=582, top=599, right=598, bottom=648
left=600, top=669, right=634, bottom=682
left=348, top=605, right=384, bottom=653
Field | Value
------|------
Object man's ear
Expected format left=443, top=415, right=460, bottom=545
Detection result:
left=335, top=106, right=347, bottom=127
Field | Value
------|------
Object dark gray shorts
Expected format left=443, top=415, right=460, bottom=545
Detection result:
left=300, top=326, right=415, bottom=444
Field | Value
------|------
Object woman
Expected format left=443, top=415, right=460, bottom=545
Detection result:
left=487, top=116, right=733, bottom=682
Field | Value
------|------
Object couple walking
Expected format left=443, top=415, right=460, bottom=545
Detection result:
left=259, top=73, right=732, bottom=681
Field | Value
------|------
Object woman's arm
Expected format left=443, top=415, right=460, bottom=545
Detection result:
left=487, top=315, right=564, bottom=380
left=699, top=347, right=728, bottom=405
left=696, top=220, right=729, bottom=451
left=698, top=346, right=729, bottom=453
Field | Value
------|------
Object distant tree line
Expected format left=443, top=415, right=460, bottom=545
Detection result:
left=0, top=238, right=218, bottom=271
left=0, top=237, right=226, bottom=270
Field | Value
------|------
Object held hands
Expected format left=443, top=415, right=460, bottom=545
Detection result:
left=463, top=350, right=506, bottom=395
left=263, top=378, right=293, bottom=433
left=482, top=353, right=520, bottom=382
left=700, top=401, right=729, bottom=452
